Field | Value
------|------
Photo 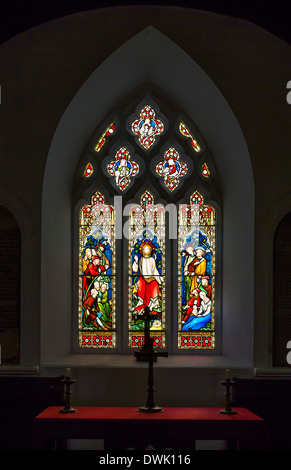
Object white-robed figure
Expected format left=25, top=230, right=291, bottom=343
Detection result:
left=132, top=242, right=163, bottom=315
left=114, top=157, right=130, bottom=187
left=139, top=117, right=156, bottom=138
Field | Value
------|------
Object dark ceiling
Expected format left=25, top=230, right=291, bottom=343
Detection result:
left=1, top=0, right=290, bottom=45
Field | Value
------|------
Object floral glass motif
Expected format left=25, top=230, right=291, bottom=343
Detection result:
left=179, top=122, right=201, bottom=153
left=128, top=190, right=166, bottom=348
left=94, top=122, right=115, bottom=152
left=131, top=104, right=164, bottom=150
left=156, top=146, right=188, bottom=191
left=79, top=190, right=116, bottom=348
left=202, top=163, right=210, bottom=178
left=83, top=162, right=94, bottom=178
left=178, top=190, right=216, bottom=349
left=107, top=146, right=139, bottom=191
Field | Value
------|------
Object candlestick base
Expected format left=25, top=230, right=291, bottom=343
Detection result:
left=219, top=408, right=237, bottom=415
left=59, top=407, right=77, bottom=413
left=138, top=405, right=164, bottom=413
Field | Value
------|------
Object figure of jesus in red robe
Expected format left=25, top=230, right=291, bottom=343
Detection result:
left=132, top=242, right=163, bottom=316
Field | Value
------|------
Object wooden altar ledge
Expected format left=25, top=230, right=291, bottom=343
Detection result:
left=33, top=406, right=269, bottom=450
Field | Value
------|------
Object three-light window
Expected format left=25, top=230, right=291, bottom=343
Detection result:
left=77, top=96, right=218, bottom=352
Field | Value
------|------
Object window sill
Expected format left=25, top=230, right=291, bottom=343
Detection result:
left=40, top=354, right=253, bottom=372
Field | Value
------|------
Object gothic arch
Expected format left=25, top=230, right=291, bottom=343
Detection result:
left=273, top=210, right=291, bottom=366
left=0, top=187, right=39, bottom=365
left=41, top=26, right=254, bottom=366
left=255, top=191, right=291, bottom=369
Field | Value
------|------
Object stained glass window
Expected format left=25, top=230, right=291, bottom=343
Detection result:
left=83, top=162, right=94, bottom=178
left=179, top=121, right=201, bottom=153
left=79, top=190, right=116, bottom=348
left=94, top=122, right=115, bottom=152
left=107, top=146, right=139, bottom=191
left=128, top=190, right=166, bottom=348
left=156, top=146, right=188, bottom=191
left=178, top=190, right=216, bottom=349
left=131, top=104, right=164, bottom=150
left=77, top=93, right=220, bottom=354
left=201, top=163, right=210, bottom=178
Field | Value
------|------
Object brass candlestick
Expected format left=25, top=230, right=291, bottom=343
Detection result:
left=219, top=377, right=237, bottom=415
left=59, top=373, right=77, bottom=413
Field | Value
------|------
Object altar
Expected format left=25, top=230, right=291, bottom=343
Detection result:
left=33, top=405, right=269, bottom=450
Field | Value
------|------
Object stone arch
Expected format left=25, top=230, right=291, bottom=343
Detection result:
left=41, top=26, right=254, bottom=366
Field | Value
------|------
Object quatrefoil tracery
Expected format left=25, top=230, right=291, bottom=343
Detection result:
left=156, top=147, right=188, bottom=191
left=131, top=104, right=164, bottom=150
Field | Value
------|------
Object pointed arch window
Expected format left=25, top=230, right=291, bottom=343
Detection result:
left=76, top=90, right=220, bottom=353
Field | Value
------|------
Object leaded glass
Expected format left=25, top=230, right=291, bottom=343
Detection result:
left=179, top=121, right=201, bottom=152
left=83, top=162, right=94, bottom=178
left=128, top=190, right=166, bottom=348
left=106, top=146, right=139, bottom=191
left=202, top=162, right=210, bottom=178
left=178, top=190, right=215, bottom=349
left=79, top=190, right=116, bottom=348
left=77, top=93, right=220, bottom=355
left=94, top=122, right=115, bottom=152
left=156, top=146, right=188, bottom=191
left=131, top=104, right=164, bottom=150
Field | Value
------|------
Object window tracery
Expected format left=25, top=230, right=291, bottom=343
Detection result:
left=130, top=104, right=165, bottom=150
left=78, top=93, right=219, bottom=352
left=106, top=146, right=139, bottom=191
left=155, top=146, right=188, bottom=192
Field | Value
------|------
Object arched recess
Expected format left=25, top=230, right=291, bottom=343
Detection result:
left=41, top=26, right=254, bottom=367
left=273, top=211, right=291, bottom=367
left=255, top=191, right=291, bottom=370
left=0, top=206, right=20, bottom=364
left=0, top=187, right=39, bottom=366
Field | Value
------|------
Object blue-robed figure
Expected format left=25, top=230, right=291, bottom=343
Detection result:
left=182, top=290, right=211, bottom=331
left=181, top=230, right=212, bottom=331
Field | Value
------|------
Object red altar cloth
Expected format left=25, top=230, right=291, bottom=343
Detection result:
left=33, top=406, right=268, bottom=450
left=35, top=405, right=262, bottom=422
